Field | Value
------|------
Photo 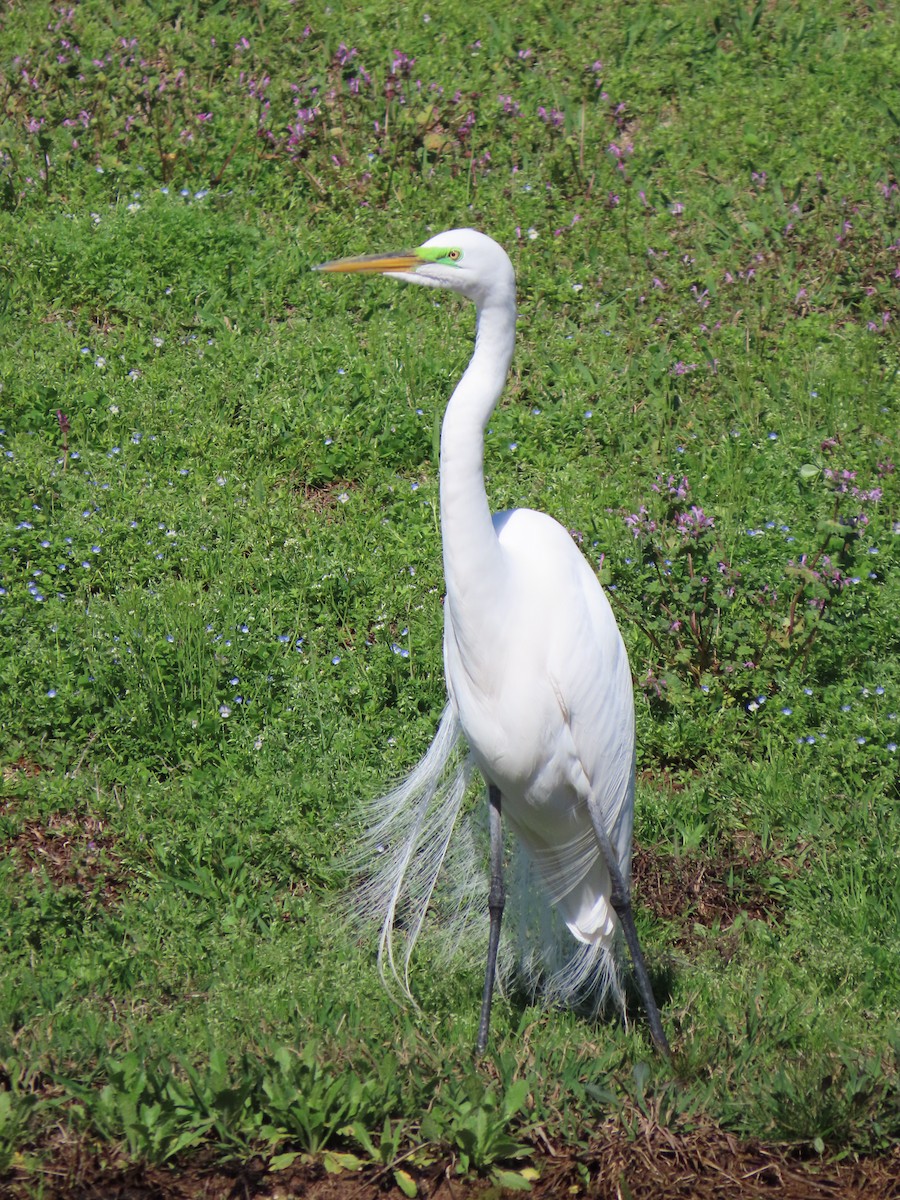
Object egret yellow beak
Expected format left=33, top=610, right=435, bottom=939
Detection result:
left=313, top=249, right=425, bottom=274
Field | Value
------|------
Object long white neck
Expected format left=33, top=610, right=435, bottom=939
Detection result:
left=439, top=295, right=516, bottom=636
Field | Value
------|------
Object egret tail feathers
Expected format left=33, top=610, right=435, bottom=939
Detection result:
left=509, top=849, right=626, bottom=1017
left=351, top=704, right=625, bottom=1019
left=352, top=703, right=475, bottom=997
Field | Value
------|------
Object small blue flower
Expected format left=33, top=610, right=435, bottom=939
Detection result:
left=47, top=688, right=57, bottom=698
left=780, top=706, right=792, bottom=716
left=331, top=655, right=341, bottom=665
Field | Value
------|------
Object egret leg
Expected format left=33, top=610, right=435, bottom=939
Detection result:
left=586, top=797, right=671, bottom=1057
left=475, top=784, right=504, bottom=1056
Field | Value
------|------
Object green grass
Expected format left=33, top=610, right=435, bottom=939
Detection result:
left=1, top=0, right=899, bottom=1187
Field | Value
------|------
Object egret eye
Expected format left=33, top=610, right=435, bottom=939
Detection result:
left=447, top=248, right=461, bottom=261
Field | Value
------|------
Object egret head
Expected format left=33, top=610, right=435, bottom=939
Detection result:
left=316, top=228, right=515, bottom=310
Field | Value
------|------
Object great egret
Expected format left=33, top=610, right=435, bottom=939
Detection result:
left=316, top=229, right=669, bottom=1055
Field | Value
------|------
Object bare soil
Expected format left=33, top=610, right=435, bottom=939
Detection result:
left=633, top=833, right=793, bottom=949
left=3, top=795, right=125, bottom=902
left=3, top=1126, right=899, bottom=1200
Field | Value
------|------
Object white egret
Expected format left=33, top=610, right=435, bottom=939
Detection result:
left=316, top=229, right=669, bottom=1055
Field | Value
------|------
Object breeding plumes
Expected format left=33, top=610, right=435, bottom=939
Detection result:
left=316, top=229, right=669, bottom=1055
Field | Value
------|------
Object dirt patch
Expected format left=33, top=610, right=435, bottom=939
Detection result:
left=4, top=803, right=125, bottom=904
left=633, top=837, right=788, bottom=950
left=4, top=1128, right=899, bottom=1200
left=299, top=480, right=358, bottom=513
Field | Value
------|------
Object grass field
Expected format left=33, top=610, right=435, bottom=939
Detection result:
left=1, top=1, right=899, bottom=1196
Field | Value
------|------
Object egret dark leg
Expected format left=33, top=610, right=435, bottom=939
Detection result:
left=586, top=797, right=671, bottom=1057
left=475, top=784, right=504, bottom=1056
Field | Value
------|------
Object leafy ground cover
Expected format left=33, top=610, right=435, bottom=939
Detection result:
left=1, top=0, right=898, bottom=1195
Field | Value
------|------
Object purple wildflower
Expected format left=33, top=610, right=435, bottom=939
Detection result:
left=537, top=106, right=564, bottom=128
left=675, top=506, right=715, bottom=538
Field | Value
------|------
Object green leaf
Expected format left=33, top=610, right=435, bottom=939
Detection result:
left=491, top=1168, right=534, bottom=1191
left=269, top=1151, right=300, bottom=1171
left=394, top=1168, right=418, bottom=1197
left=323, top=1150, right=364, bottom=1174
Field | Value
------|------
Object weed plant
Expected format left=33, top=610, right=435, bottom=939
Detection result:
left=1, top=0, right=898, bottom=1187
